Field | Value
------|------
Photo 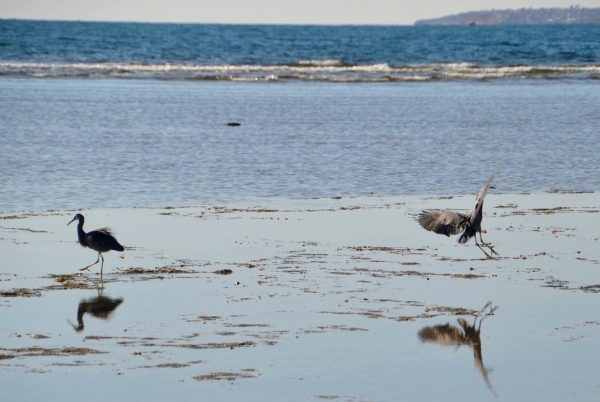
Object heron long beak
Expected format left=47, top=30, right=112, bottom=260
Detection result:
left=67, top=319, right=83, bottom=332
left=67, top=217, right=77, bottom=226
left=490, top=186, right=496, bottom=189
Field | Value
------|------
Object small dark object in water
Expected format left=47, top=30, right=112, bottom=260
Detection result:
left=224, top=122, right=241, bottom=127
left=417, top=167, right=500, bottom=259
left=67, top=214, right=124, bottom=275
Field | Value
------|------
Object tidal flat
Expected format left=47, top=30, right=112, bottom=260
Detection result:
left=1, top=193, right=599, bottom=401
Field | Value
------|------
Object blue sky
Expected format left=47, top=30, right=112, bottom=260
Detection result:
left=1, top=0, right=599, bottom=25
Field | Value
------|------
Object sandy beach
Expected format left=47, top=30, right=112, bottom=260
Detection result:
left=1, top=192, right=599, bottom=401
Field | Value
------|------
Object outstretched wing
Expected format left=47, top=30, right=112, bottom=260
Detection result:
left=418, top=210, right=469, bottom=237
left=86, top=228, right=125, bottom=252
left=473, top=167, right=500, bottom=216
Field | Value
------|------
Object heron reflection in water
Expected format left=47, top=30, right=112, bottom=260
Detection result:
left=418, top=302, right=499, bottom=398
left=69, top=293, right=124, bottom=332
left=417, top=168, right=500, bottom=259
left=67, top=214, right=125, bottom=275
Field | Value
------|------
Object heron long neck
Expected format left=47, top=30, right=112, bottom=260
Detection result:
left=476, top=202, right=484, bottom=220
left=471, top=201, right=484, bottom=229
left=77, top=219, right=88, bottom=248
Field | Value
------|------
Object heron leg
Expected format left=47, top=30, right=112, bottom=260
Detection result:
left=100, top=254, right=105, bottom=277
left=473, top=237, right=491, bottom=258
left=479, top=232, right=493, bottom=247
left=472, top=302, right=492, bottom=328
left=478, top=305, right=499, bottom=330
left=93, top=277, right=105, bottom=292
left=80, top=253, right=100, bottom=271
left=478, top=232, right=499, bottom=256
left=475, top=242, right=494, bottom=259
left=477, top=301, right=493, bottom=315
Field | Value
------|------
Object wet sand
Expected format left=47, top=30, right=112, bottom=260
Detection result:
left=1, top=193, right=599, bottom=401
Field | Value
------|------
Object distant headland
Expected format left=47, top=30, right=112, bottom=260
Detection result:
left=414, top=6, right=600, bottom=26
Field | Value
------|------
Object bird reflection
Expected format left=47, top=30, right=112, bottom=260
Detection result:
left=418, top=302, right=499, bottom=398
left=69, top=292, right=124, bottom=332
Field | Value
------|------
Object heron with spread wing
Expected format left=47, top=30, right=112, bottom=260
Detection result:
left=418, top=168, right=500, bottom=258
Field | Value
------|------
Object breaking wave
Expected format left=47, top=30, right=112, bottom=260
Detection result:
left=1, top=61, right=599, bottom=82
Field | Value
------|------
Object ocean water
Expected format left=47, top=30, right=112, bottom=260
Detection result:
left=1, top=21, right=600, bottom=81
left=1, top=21, right=600, bottom=212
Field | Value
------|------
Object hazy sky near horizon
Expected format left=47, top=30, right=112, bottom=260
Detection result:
left=1, top=0, right=599, bottom=25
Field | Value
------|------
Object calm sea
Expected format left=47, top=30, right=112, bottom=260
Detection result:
left=1, top=21, right=599, bottom=212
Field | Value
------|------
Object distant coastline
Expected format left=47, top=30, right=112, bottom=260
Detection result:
left=414, top=6, right=600, bottom=26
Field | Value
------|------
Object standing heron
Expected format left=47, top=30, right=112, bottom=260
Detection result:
left=67, top=214, right=124, bottom=275
left=417, top=168, right=500, bottom=259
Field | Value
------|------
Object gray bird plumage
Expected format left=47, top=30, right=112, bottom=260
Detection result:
left=418, top=168, right=499, bottom=258
left=68, top=213, right=124, bottom=275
